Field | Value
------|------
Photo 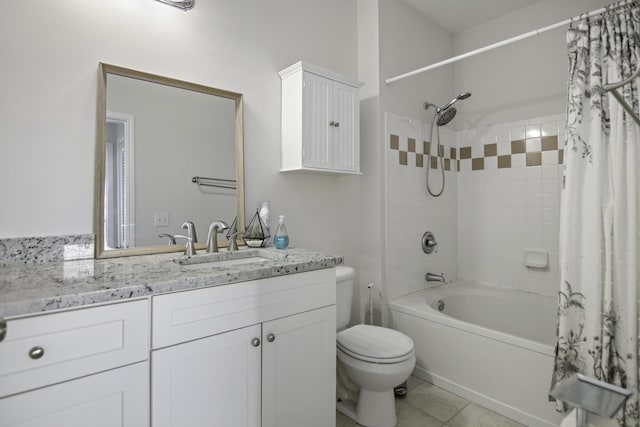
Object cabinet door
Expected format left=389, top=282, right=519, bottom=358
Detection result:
left=0, top=361, right=148, bottom=427
left=302, top=72, right=332, bottom=169
left=152, top=324, right=261, bottom=427
left=332, top=82, right=360, bottom=172
left=262, top=306, right=336, bottom=427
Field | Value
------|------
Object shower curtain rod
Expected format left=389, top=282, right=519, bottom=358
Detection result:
left=385, top=0, right=635, bottom=84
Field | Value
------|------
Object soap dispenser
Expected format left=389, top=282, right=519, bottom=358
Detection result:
left=274, top=215, right=289, bottom=249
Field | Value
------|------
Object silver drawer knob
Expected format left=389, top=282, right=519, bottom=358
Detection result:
left=251, top=338, right=260, bottom=347
left=29, top=346, right=45, bottom=360
left=266, top=333, right=275, bottom=343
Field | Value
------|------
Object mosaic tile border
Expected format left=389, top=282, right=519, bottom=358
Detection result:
left=390, top=134, right=458, bottom=171
left=390, top=127, right=564, bottom=171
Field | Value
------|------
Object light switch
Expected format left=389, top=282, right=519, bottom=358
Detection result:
left=154, top=212, right=170, bottom=227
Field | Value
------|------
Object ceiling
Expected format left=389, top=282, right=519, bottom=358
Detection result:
left=403, top=0, right=543, bottom=33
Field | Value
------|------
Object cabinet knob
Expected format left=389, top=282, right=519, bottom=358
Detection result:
left=0, top=317, right=5, bottom=342
left=266, top=333, right=275, bottom=343
left=251, top=338, right=261, bottom=347
left=29, top=346, right=45, bottom=360
left=329, top=121, right=335, bottom=127
left=334, top=122, right=340, bottom=128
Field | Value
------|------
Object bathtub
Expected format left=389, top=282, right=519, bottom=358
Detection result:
left=389, top=281, right=563, bottom=427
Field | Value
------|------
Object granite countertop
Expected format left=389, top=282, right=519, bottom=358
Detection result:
left=0, top=247, right=343, bottom=318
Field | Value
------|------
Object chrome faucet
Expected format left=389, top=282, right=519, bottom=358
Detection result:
left=207, top=221, right=229, bottom=253
left=426, top=272, right=445, bottom=282
left=175, top=221, right=198, bottom=255
left=182, top=221, right=198, bottom=243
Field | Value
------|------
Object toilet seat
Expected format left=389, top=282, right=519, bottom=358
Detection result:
left=337, top=325, right=414, bottom=364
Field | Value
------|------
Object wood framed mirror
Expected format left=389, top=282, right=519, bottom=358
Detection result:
left=95, top=63, right=245, bottom=258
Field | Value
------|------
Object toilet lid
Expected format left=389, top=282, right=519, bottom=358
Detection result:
left=337, top=325, right=414, bottom=363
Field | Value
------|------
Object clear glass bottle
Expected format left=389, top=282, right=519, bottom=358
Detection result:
left=273, top=215, right=289, bottom=249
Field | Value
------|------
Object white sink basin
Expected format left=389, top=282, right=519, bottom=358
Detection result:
left=179, top=256, right=272, bottom=270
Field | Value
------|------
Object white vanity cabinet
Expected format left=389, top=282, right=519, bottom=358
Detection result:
left=0, top=299, right=150, bottom=427
left=280, top=61, right=362, bottom=174
left=151, top=268, right=337, bottom=427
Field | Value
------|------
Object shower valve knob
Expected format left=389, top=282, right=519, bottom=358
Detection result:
left=422, top=231, right=438, bottom=254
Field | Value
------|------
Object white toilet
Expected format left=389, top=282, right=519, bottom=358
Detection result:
left=335, top=266, right=416, bottom=427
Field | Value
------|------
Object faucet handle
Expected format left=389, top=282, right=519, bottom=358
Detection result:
left=175, top=234, right=196, bottom=256
left=228, top=231, right=244, bottom=252
left=158, top=233, right=177, bottom=245
left=422, top=231, right=438, bottom=254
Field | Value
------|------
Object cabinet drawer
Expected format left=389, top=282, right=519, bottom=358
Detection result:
left=152, top=268, right=335, bottom=349
left=0, top=299, right=149, bottom=397
left=0, top=361, right=149, bottom=427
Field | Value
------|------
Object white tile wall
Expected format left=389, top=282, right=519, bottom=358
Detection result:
left=385, top=113, right=458, bottom=301
left=457, top=114, right=564, bottom=296
left=385, top=112, right=564, bottom=299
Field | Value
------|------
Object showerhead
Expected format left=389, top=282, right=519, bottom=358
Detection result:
left=441, top=92, right=472, bottom=111
left=436, top=107, right=457, bottom=126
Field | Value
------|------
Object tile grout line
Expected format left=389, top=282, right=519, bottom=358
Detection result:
left=442, top=400, right=471, bottom=425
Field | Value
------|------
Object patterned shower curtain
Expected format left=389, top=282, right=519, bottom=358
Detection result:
left=552, top=2, right=640, bottom=425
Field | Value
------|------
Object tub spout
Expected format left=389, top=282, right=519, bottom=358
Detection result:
left=426, top=272, right=445, bottom=282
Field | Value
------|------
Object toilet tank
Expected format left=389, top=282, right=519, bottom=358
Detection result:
left=336, top=266, right=355, bottom=330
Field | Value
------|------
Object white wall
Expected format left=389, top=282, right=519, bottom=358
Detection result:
left=453, top=0, right=621, bottom=128
left=0, top=0, right=362, bottom=268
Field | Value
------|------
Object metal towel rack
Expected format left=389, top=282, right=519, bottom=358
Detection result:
left=192, top=176, right=237, bottom=190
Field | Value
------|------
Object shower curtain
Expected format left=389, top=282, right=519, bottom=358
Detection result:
left=552, top=2, right=640, bottom=425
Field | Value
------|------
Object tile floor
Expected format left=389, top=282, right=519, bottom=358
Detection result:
left=336, top=375, right=526, bottom=427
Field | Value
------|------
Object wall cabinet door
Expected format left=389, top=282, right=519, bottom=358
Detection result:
left=262, top=306, right=336, bottom=427
left=0, top=361, right=148, bottom=427
left=152, top=324, right=262, bottom=427
left=331, top=81, right=360, bottom=172
left=302, top=72, right=332, bottom=170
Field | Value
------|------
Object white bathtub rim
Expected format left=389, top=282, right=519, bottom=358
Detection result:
left=389, top=283, right=556, bottom=357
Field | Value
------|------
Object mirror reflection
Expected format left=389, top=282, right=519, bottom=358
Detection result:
left=96, top=63, right=245, bottom=258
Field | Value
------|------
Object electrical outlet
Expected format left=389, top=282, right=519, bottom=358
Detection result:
left=154, top=212, right=169, bottom=227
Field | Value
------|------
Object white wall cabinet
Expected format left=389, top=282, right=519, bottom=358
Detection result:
left=280, top=61, right=362, bottom=174
left=151, top=268, right=336, bottom=427
left=0, top=299, right=150, bottom=427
